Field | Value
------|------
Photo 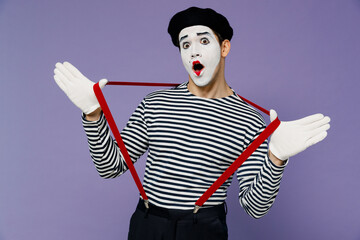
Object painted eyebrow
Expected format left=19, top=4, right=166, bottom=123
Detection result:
left=179, top=32, right=212, bottom=44
left=197, top=32, right=211, bottom=37
left=179, top=35, right=188, bottom=43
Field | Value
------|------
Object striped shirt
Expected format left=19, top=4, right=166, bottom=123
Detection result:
left=82, top=81, right=287, bottom=218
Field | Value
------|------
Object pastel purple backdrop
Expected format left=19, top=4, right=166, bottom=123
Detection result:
left=1, top=0, right=359, bottom=239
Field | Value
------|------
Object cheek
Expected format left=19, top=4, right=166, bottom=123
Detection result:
left=180, top=50, right=187, bottom=62
left=180, top=52, right=192, bottom=71
left=203, top=46, right=221, bottom=65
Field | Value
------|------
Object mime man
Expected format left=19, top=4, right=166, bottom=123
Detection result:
left=54, top=7, right=330, bottom=240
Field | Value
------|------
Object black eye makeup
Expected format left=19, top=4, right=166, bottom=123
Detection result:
left=182, top=42, right=190, bottom=49
left=200, top=38, right=210, bottom=45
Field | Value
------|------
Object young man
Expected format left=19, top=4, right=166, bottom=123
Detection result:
left=54, top=7, right=330, bottom=240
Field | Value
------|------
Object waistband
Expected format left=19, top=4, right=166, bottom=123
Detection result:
left=136, top=199, right=227, bottom=221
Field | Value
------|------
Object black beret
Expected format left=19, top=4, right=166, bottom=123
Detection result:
left=168, top=7, right=233, bottom=47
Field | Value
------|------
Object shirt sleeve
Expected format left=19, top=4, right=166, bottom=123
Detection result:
left=236, top=123, right=288, bottom=219
left=82, top=99, right=149, bottom=179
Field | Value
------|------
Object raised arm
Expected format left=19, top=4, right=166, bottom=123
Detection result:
left=54, top=62, right=148, bottom=178
left=238, top=110, right=331, bottom=219
left=237, top=125, right=287, bottom=219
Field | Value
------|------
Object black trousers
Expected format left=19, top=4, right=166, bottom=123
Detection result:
left=128, top=199, right=228, bottom=240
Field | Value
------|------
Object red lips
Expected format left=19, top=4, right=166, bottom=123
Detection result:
left=192, top=61, right=204, bottom=76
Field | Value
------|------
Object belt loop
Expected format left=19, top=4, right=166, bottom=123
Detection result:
left=144, top=208, right=149, bottom=218
left=193, top=213, right=198, bottom=224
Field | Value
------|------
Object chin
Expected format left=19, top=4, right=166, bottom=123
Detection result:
left=192, top=74, right=218, bottom=87
left=190, top=69, right=218, bottom=88
left=192, top=78, right=211, bottom=87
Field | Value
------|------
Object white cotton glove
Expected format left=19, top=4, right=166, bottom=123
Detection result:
left=53, top=61, right=108, bottom=114
left=269, top=110, right=331, bottom=161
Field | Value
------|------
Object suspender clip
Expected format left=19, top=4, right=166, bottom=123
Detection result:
left=143, top=199, right=150, bottom=219
left=193, top=205, right=200, bottom=214
left=144, top=199, right=149, bottom=209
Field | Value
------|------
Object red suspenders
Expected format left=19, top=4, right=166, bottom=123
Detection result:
left=93, top=81, right=281, bottom=212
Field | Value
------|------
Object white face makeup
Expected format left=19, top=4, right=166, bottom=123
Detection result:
left=179, top=25, right=221, bottom=87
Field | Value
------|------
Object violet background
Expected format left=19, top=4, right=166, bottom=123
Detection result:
left=1, top=0, right=359, bottom=239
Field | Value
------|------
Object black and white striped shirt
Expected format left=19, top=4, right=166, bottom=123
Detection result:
left=82, top=82, right=287, bottom=218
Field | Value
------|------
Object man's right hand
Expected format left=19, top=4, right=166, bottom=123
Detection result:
left=53, top=61, right=108, bottom=115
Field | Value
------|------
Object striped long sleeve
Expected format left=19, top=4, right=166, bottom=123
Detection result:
left=82, top=99, right=148, bottom=179
left=237, top=125, right=288, bottom=219
left=82, top=82, right=287, bottom=216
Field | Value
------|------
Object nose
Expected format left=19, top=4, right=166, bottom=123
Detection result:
left=191, top=53, right=202, bottom=58
left=190, top=44, right=202, bottom=59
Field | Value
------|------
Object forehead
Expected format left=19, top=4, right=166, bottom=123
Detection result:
left=178, top=25, right=215, bottom=40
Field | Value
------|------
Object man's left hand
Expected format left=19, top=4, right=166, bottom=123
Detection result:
left=269, top=110, right=331, bottom=161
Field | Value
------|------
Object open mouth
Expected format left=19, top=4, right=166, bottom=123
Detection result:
left=192, top=61, right=204, bottom=76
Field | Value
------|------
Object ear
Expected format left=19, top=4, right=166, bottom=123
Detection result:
left=221, top=40, right=231, bottom=57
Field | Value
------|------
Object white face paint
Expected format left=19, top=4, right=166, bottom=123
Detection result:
left=179, top=25, right=221, bottom=87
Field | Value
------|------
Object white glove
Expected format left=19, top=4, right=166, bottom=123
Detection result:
left=53, top=61, right=108, bottom=114
left=269, top=110, right=331, bottom=161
